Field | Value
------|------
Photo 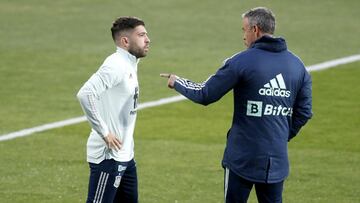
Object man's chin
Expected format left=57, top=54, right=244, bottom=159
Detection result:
left=129, top=50, right=147, bottom=58
left=141, top=51, right=148, bottom=57
left=143, top=49, right=149, bottom=55
left=141, top=50, right=149, bottom=57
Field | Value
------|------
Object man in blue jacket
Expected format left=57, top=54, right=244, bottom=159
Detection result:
left=161, top=7, right=312, bottom=203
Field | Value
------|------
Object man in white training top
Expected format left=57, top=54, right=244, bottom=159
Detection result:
left=77, top=16, right=150, bottom=203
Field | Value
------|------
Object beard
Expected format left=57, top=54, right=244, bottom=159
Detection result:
left=128, top=44, right=148, bottom=59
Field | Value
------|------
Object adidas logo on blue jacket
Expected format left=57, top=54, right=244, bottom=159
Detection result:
left=258, top=74, right=291, bottom=97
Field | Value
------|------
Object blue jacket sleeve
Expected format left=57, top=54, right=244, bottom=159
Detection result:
left=173, top=61, right=239, bottom=106
left=289, top=71, right=313, bottom=141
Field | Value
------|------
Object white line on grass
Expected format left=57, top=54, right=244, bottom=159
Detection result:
left=0, top=95, right=186, bottom=142
left=306, top=54, right=360, bottom=72
left=0, top=54, right=359, bottom=142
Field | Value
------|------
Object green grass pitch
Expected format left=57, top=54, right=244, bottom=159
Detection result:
left=0, top=0, right=359, bottom=202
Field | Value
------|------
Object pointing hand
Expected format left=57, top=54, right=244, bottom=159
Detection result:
left=160, top=73, right=178, bottom=89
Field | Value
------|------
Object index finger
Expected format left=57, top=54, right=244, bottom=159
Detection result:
left=160, top=73, right=171, bottom=78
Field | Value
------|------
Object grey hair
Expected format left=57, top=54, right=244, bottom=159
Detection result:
left=242, top=7, right=276, bottom=34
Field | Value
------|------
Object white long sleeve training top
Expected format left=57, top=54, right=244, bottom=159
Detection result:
left=77, top=47, right=140, bottom=164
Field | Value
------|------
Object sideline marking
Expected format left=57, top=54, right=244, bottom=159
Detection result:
left=0, top=95, right=186, bottom=142
left=0, top=54, right=359, bottom=142
left=306, top=54, right=360, bottom=72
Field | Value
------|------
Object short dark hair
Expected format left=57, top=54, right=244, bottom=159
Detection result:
left=242, top=7, right=275, bottom=34
left=111, top=16, right=145, bottom=41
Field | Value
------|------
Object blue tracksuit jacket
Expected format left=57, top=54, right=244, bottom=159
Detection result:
left=174, top=35, right=312, bottom=183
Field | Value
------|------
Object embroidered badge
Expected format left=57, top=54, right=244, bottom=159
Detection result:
left=118, top=165, right=127, bottom=172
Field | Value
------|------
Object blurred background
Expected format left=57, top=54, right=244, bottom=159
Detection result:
left=0, top=0, right=359, bottom=202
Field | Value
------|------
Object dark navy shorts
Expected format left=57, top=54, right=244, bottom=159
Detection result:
left=224, top=168, right=284, bottom=203
left=86, top=159, right=138, bottom=203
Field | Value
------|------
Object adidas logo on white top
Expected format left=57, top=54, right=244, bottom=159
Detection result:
left=258, top=74, right=291, bottom=97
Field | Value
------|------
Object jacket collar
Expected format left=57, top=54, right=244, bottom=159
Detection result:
left=116, top=47, right=139, bottom=65
left=250, top=35, right=287, bottom=52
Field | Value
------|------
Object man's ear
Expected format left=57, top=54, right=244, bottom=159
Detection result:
left=253, top=25, right=259, bottom=34
left=120, top=36, right=130, bottom=48
left=253, top=25, right=262, bottom=37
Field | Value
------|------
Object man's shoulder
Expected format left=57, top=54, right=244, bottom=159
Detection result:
left=99, top=52, right=131, bottom=73
left=225, top=49, right=257, bottom=65
left=103, top=52, right=127, bottom=66
left=232, top=48, right=303, bottom=64
left=286, top=50, right=305, bottom=65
